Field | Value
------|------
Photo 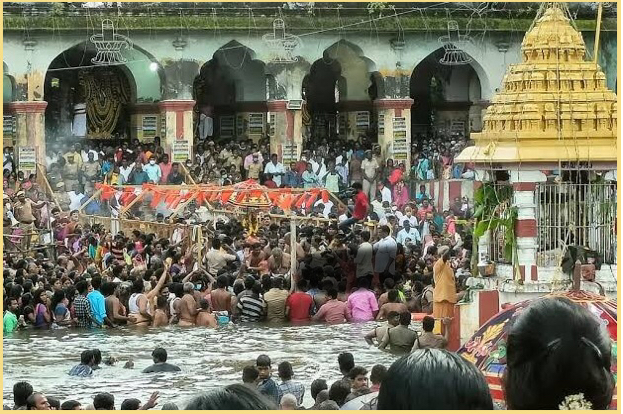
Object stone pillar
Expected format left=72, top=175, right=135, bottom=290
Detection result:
left=158, top=100, right=195, bottom=160
left=8, top=101, right=48, bottom=173
left=373, top=98, right=414, bottom=168
left=267, top=100, right=302, bottom=163
left=509, top=170, right=547, bottom=283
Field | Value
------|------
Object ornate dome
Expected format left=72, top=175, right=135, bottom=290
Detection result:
left=456, top=4, right=617, bottom=164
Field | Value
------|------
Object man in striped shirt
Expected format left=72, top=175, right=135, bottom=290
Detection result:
left=236, top=284, right=266, bottom=322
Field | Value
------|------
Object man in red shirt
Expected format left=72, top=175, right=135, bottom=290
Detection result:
left=286, top=279, right=313, bottom=322
left=263, top=174, right=278, bottom=188
left=340, top=182, right=369, bottom=232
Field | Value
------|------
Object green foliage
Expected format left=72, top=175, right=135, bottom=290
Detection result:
left=472, top=183, right=516, bottom=264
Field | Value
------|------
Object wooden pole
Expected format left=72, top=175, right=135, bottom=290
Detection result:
left=593, top=2, right=603, bottom=64
left=290, top=216, right=297, bottom=278
left=572, top=259, right=582, bottom=291
left=180, top=163, right=197, bottom=185
left=37, top=164, right=62, bottom=209
left=120, top=188, right=148, bottom=217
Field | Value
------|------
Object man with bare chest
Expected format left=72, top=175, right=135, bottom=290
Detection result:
left=376, top=290, right=408, bottom=321
left=196, top=299, right=217, bottom=328
left=178, top=282, right=198, bottom=326
left=210, top=275, right=233, bottom=314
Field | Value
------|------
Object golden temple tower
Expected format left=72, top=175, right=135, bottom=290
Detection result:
left=456, top=3, right=618, bottom=164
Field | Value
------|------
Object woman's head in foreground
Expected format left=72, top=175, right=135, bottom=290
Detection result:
left=377, top=348, right=493, bottom=410
left=185, top=384, right=277, bottom=410
left=504, top=296, right=614, bottom=410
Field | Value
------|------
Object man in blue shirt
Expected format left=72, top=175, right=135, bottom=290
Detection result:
left=81, top=193, right=101, bottom=215
left=143, top=155, right=162, bottom=183
left=69, top=350, right=96, bottom=377
left=256, top=354, right=279, bottom=405
left=129, top=163, right=150, bottom=185
left=87, top=276, right=115, bottom=328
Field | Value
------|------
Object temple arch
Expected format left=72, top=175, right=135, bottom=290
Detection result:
left=43, top=41, right=163, bottom=142
left=193, top=40, right=268, bottom=142
left=303, top=40, right=380, bottom=142
left=410, top=47, right=487, bottom=139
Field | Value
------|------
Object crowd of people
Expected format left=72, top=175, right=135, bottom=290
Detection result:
left=2, top=134, right=614, bottom=410
left=4, top=296, right=614, bottom=410
left=3, top=132, right=474, bottom=220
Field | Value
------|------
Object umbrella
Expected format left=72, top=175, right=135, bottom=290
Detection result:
left=457, top=290, right=617, bottom=409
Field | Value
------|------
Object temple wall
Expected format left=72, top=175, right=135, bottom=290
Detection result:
left=3, top=29, right=617, bottom=104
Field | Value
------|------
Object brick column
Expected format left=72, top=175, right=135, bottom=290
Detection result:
left=510, top=170, right=547, bottom=282
left=8, top=101, right=48, bottom=174
left=373, top=98, right=414, bottom=168
left=267, top=100, right=302, bottom=163
left=158, top=99, right=195, bottom=159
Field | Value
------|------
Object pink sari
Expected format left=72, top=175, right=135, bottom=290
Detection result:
left=392, top=183, right=410, bottom=210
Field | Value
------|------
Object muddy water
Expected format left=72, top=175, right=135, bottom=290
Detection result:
left=3, top=322, right=413, bottom=408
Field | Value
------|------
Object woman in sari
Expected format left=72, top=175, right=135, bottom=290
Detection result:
left=392, top=179, right=410, bottom=210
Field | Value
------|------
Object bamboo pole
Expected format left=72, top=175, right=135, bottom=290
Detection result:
left=37, top=163, right=62, bottom=208
left=169, top=192, right=198, bottom=219
left=593, top=2, right=603, bottom=64
left=180, top=163, right=197, bottom=185
left=120, top=188, right=148, bottom=217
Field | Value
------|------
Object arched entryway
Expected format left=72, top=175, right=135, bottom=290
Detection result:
left=193, top=41, right=267, bottom=143
left=44, top=41, right=163, bottom=143
left=302, top=40, right=379, bottom=144
left=3, top=62, right=17, bottom=148
left=410, top=48, right=484, bottom=142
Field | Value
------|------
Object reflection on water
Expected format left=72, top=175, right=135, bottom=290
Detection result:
left=3, top=322, right=413, bottom=408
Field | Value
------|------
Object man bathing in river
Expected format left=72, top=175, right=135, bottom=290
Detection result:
left=142, top=348, right=181, bottom=373
left=196, top=299, right=218, bottom=328
left=179, top=282, right=199, bottom=326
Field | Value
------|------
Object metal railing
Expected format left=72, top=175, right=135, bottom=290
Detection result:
left=535, top=182, right=617, bottom=266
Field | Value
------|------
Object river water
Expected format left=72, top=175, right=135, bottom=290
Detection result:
left=3, top=322, right=412, bottom=408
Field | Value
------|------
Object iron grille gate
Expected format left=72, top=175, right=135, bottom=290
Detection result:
left=535, top=182, right=617, bottom=267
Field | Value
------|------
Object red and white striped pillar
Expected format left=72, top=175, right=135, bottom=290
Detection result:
left=159, top=99, right=196, bottom=160
left=267, top=100, right=303, bottom=163
left=510, top=170, right=547, bottom=282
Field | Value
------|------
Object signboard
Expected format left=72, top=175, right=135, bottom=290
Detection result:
left=172, top=140, right=191, bottom=163
left=3, top=115, right=15, bottom=143
left=378, top=113, right=385, bottom=135
left=220, top=116, right=235, bottom=138
left=268, top=113, right=276, bottom=136
left=18, top=146, right=36, bottom=176
left=248, top=113, right=264, bottom=135
left=160, top=113, right=166, bottom=136
left=142, top=115, right=157, bottom=138
left=236, top=114, right=245, bottom=137
left=392, top=117, right=408, bottom=161
left=356, top=111, right=370, bottom=132
left=281, top=142, right=299, bottom=165
left=338, top=113, right=347, bottom=136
